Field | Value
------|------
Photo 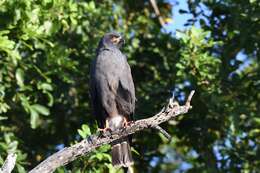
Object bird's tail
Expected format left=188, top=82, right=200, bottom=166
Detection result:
left=111, top=138, right=133, bottom=171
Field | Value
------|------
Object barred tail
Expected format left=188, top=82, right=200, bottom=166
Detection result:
left=111, top=138, right=133, bottom=170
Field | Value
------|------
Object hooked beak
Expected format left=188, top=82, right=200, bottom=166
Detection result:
left=118, top=36, right=125, bottom=46
left=112, top=36, right=125, bottom=45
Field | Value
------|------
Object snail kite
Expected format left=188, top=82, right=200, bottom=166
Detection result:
left=90, top=32, right=135, bottom=169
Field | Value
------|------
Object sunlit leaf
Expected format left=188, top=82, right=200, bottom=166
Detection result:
left=15, top=68, right=24, bottom=87
left=31, top=104, right=50, bottom=116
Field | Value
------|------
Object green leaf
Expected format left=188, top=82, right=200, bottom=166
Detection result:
left=19, top=94, right=30, bottom=112
left=253, top=117, right=260, bottom=124
left=30, top=108, right=39, bottom=129
left=132, top=38, right=139, bottom=48
left=31, top=104, right=50, bottom=116
left=38, top=83, right=53, bottom=91
left=98, top=144, right=110, bottom=153
left=45, top=91, right=54, bottom=106
left=131, top=147, right=140, bottom=156
left=82, top=124, right=91, bottom=135
left=77, top=124, right=91, bottom=138
left=15, top=68, right=24, bottom=87
left=89, top=1, right=95, bottom=10
left=77, top=129, right=85, bottom=139
left=8, top=141, right=18, bottom=152
left=0, top=102, right=10, bottom=113
left=0, top=116, right=8, bottom=120
left=16, top=164, right=26, bottom=173
left=249, top=129, right=260, bottom=137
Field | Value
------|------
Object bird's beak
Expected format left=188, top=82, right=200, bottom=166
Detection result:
left=118, top=36, right=125, bottom=45
left=112, top=36, right=125, bottom=45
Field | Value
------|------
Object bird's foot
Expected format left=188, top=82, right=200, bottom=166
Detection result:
left=123, top=120, right=134, bottom=127
left=98, top=127, right=112, bottom=133
left=98, top=127, right=112, bottom=137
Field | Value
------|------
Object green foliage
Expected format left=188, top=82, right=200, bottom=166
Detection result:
left=78, top=124, right=91, bottom=139
left=0, top=133, right=27, bottom=173
left=0, top=0, right=259, bottom=172
left=66, top=124, right=115, bottom=172
left=176, top=27, right=221, bottom=92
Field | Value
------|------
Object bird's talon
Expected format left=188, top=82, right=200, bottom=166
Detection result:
left=98, top=127, right=112, bottom=133
left=123, top=121, right=134, bottom=127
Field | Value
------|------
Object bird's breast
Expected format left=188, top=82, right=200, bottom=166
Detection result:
left=96, top=52, right=125, bottom=74
left=108, top=115, right=124, bottom=131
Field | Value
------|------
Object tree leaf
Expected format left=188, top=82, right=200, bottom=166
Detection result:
left=15, top=68, right=24, bottom=87
left=30, top=108, right=39, bottom=129
left=31, top=104, right=50, bottom=116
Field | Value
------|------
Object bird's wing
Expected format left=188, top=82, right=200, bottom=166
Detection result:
left=116, top=56, right=135, bottom=120
left=90, top=59, right=106, bottom=128
left=90, top=50, right=120, bottom=128
left=91, top=50, right=135, bottom=125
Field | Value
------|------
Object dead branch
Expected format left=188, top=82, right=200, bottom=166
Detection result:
left=153, top=125, right=172, bottom=140
left=149, top=0, right=165, bottom=26
left=0, top=153, right=17, bottom=173
left=29, top=90, right=195, bottom=173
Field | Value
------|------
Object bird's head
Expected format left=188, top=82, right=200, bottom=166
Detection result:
left=98, top=32, right=125, bottom=50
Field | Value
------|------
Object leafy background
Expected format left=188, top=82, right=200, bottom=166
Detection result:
left=0, top=0, right=259, bottom=172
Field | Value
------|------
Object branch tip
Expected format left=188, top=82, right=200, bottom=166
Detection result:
left=153, top=125, right=171, bottom=140
left=185, top=90, right=195, bottom=107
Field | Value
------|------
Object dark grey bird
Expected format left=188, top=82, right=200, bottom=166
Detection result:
left=90, top=32, right=135, bottom=171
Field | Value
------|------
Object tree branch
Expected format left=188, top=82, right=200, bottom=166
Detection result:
left=29, top=90, right=195, bottom=173
left=149, top=0, right=165, bottom=26
left=0, top=153, right=17, bottom=173
left=153, top=125, right=172, bottom=140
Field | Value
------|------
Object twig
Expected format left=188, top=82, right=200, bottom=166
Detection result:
left=0, top=153, right=17, bottom=173
left=153, top=125, right=171, bottom=140
left=185, top=90, right=195, bottom=108
left=149, top=0, right=165, bottom=26
left=29, top=90, right=195, bottom=173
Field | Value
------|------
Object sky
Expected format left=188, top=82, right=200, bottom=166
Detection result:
left=164, top=0, right=250, bottom=75
left=164, top=0, right=193, bottom=33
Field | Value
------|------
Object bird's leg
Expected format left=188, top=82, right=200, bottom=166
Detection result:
left=98, top=119, right=112, bottom=132
left=122, top=117, right=133, bottom=127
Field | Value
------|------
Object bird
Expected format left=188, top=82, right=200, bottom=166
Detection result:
left=90, top=32, right=135, bottom=172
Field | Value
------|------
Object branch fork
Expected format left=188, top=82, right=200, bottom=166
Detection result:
left=4, top=90, right=195, bottom=173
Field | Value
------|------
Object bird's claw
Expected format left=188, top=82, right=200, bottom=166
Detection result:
left=123, top=120, right=134, bottom=127
left=98, top=127, right=112, bottom=133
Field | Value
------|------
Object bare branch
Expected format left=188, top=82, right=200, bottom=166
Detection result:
left=185, top=90, right=195, bottom=108
left=29, top=90, right=195, bottom=173
left=149, top=0, right=165, bottom=26
left=0, top=153, right=17, bottom=173
left=153, top=125, right=171, bottom=140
